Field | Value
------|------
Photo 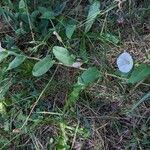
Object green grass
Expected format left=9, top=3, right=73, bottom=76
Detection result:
left=0, top=0, right=150, bottom=149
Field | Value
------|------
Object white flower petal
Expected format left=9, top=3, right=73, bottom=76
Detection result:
left=117, top=52, right=133, bottom=73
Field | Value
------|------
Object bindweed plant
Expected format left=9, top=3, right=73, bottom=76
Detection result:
left=0, top=0, right=150, bottom=149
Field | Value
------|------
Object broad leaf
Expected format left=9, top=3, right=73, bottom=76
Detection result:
left=85, top=1, right=100, bottom=33
left=128, top=64, right=150, bottom=84
left=65, top=21, right=76, bottom=39
left=7, top=55, right=26, bottom=70
left=0, top=51, right=9, bottom=63
left=32, top=55, right=54, bottom=77
left=78, top=67, right=100, bottom=86
left=53, top=46, right=75, bottom=66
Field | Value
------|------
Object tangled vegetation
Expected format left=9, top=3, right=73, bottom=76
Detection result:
left=0, top=0, right=150, bottom=149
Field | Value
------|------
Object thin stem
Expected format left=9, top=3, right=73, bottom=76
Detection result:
left=106, top=73, right=150, bottom=87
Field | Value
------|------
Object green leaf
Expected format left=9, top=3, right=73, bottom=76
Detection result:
left=128, top=64, right=150, bottom=84
left=40, top=11, right=55, bottom=19
left=85, top=1, right=100, bottom=33
left=19, top=0, right=26, bottom=12
left=53, top=46, right=75, bottom=66
left=78, top=67, right=100, bottom=86
left=7, top=55, right=26, bottom=70
left=0, top=51, right=9, bottom=63
left=32, top=55, right=54, bottom=77
left=65, top=22, right=76, bottom=39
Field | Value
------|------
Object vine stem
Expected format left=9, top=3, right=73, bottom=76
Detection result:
left=27, top=55, right=150, bottom=87
left=27, top=56, right=86, bottom=70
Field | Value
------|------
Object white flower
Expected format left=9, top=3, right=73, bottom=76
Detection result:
left=117, top=52, right=133, bottom=73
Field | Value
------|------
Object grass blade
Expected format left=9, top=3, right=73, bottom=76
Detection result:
left=130, top=92, right=150, bottom=112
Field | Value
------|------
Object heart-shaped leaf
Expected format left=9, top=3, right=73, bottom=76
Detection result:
left=53, top=46, right=75, bottom=66
left=32, top=55, right=54, bottom=77
left=128, top=64, right=150, bottom=83
left=7, top=55, right=26, bottom=70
